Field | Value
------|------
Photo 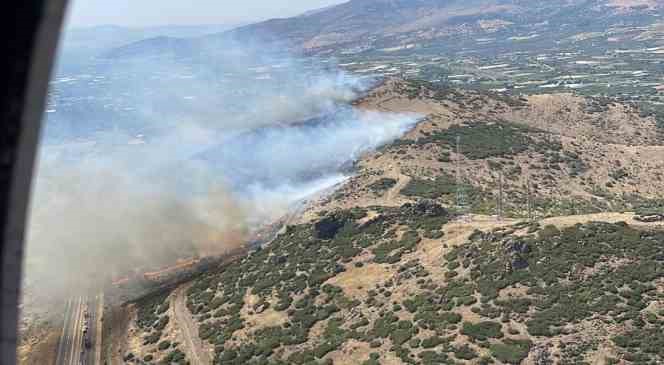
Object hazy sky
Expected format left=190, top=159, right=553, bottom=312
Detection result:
left=66, top=0, right=347, bottom=28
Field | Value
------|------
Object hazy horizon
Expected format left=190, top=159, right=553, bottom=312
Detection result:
left=65, top=0, right=348, bottom=28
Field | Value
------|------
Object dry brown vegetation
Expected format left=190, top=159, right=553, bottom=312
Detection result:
left=17, top=325, right=59, bottom=365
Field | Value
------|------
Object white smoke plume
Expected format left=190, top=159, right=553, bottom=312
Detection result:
left=23, top=36, right=420, bottom=306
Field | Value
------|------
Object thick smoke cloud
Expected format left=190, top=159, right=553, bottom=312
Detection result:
left=23, top=36, right=419, bottom=306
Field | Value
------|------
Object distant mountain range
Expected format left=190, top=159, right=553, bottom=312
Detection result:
left=105, top=0, right=664, bottom=58
left=56, top=24, right=239, bottom=72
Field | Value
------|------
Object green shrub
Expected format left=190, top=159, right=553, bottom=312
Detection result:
left=440, top=312, right=462, bottom=324
left=157, top=340, right=171, bottom=351
left=490, top=339, right=532, bottom=364
left=418, top=350, right=452, bottom=364
left=313, top=341, right=337, bottom=359
left=162, top=349, right=186, bottom=363
left=421, top=336, right=445, bottom=348
left=369, top=178, right=398, bottom=193
left=454, top=344, right=478, bottom=360
left=400, top=175, right=456, bottom=199
left=461, top=321, right=503, bottom=341
left=538, top=224, right=560, bottom=239
left=143, top=331, right=161, bottom=345
left=425, top=122, right=538, bottom=160
left=390, top=328, right=413, bottom=346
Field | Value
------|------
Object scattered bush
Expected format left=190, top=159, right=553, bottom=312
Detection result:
left=490, top=339, right=532, bottom=364
left=454, top=344, right=478, bottom=360
left=369, top=178, right=398, bottom=193
left=461, top=321, right=503, bottom=341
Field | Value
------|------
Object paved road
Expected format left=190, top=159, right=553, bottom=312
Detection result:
left=55, top=295, right=102, bottom=365
left=54, top=298, right=72, bottom=365
left=94, top=294, right=104, bottom=365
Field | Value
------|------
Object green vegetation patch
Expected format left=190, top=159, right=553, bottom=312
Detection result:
left=400, top=174, right=456, bottom=200
left=613, top=327, right=664, bottom=362
left=490, top=339, right=532, bottom=364
left=162, top=349, right=187, bottom=364
left=368, top=178, right=397, bottom=193
left=399, top=173, right=481, bottom=208
left=458, top=222, right=664, bottom=362
left=454, top=344, right=479, bottom=360
left=461, top=321, right=503, bottom=341
left=372, top=230, right=421, bottom=264
left=423, top=122, right=538, bottom=159
left=134, top=291, right=170, bottom=345
left=185, top=206, right=428, bottom=364
left=177, top=195, right=664, bottom=365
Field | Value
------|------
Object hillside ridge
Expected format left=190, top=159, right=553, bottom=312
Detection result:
left=113, top=80, right=664, bottom=365
left=105, top=0, right=664, bottom=58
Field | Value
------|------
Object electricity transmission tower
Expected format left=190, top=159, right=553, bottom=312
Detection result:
left=455, top=135, right=466, bottom=214
left=526, top=175, right=534, bottom=221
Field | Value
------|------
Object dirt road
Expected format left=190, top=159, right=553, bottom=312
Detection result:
left=171, top=285, right=213, bottom=365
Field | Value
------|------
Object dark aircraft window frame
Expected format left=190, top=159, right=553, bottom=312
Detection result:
left=1, top=1, right=69, bottom=363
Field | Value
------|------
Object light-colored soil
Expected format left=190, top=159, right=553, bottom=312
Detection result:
left=17, top=326, right=59, bottom=365
left=539, top=211, right=664, bottom=228
left=327, top=339, right=374, bottom=365
left=326, top=262, right=394, bottom=300
left=498, top=284, right=531, bottom=301
left=503, top=93, right=660, bottom=146
left=326, top=339, right=403, bottom=364
left=239, top=291, right=289, bottom=333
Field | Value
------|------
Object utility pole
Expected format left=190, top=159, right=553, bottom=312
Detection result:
left=497, top=172, right=503, bottom=221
